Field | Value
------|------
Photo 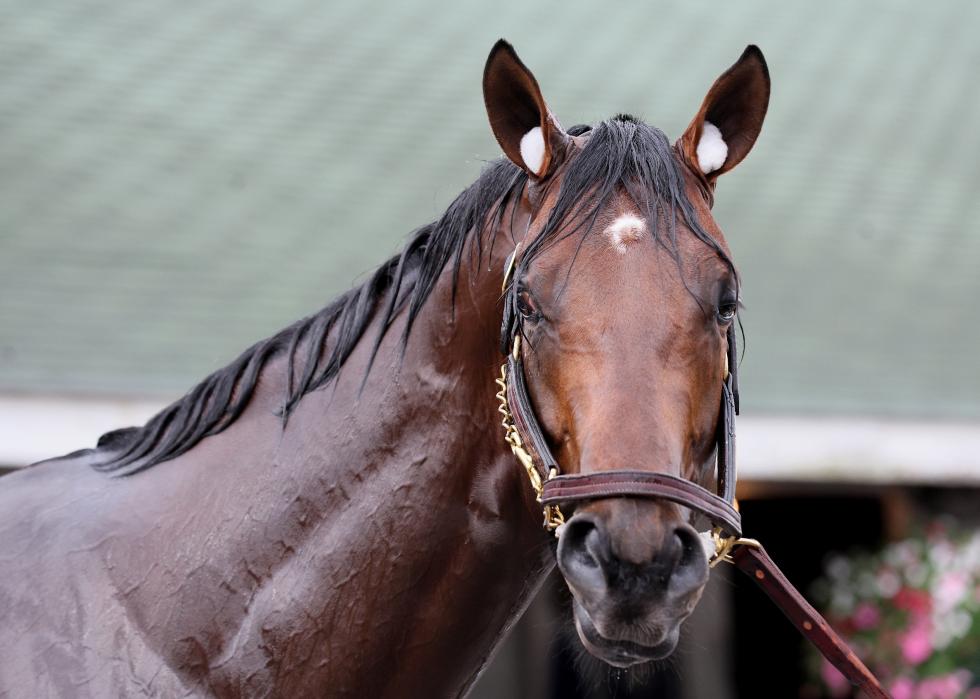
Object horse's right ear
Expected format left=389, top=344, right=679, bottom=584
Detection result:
left=483, top=40, right=568, bottom=178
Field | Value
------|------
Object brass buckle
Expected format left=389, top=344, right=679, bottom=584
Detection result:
left=542, top=467, right=565, bottom=533
left=708, top=527, right=761, bottom=567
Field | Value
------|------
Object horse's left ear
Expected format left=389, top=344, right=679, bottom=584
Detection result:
left=483, top=39, right=569, bottom=178
left=678, top=45, right=770, bottom=184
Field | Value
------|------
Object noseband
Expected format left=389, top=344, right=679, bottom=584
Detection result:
left=496, top=332, right=744, bottom=548
left=495, top=244, right=888, bottom=698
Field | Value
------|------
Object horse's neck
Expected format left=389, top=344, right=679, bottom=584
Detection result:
left=115, top=239, right=552, bottom=696
left=270, top=253, right=554, bottom=696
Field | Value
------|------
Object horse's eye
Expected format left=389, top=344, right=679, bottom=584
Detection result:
left=718, top=302, right=737, bottom=323
left=517, top=290, right=538, bottom=319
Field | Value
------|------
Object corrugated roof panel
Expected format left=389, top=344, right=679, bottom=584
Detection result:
left=1, top=0, right=978, bottom=418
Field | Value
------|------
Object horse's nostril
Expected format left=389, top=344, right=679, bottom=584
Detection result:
left=670, top=525, right=709, bottom=591
left=557, top=516, right=609, bottom=594
left=564, top=518, right=602, bottom=570
left=675, top=529, right=696, bottom=568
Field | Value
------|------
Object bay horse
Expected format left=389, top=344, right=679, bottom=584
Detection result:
left=0, top=41, right=769, bottom=697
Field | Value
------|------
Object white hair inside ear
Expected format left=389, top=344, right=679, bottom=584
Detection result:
left=696, top=121, right=728, bottom=174
left=520, top=126, right=545, bottom=175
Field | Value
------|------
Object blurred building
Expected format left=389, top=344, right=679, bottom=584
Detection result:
left=2, top=1, right=978, bottom=696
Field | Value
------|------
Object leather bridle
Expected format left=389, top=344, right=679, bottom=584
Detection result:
left=496, top=244, right=889, bottom=698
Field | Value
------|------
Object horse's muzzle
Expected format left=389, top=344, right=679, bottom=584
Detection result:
left=555, top=510, right=710, bottom=666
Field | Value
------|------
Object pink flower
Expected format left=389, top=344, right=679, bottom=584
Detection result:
left=894, top=587, right=931, bottom=616
left=915, top=671, right=969, bottom=699
left=935, top=572, right=967, bottom=611
left=852, top=602, right=881, bottom=630
left=819, top=659, right=851, bottom=698
left=899, top=620, right=932, bottom=664
left=889, top=677, right=914, bottom=699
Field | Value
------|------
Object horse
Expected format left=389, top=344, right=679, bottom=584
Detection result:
left=0, top=40, right=770, bottom=697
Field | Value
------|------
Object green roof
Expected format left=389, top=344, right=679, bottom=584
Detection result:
left=2, top=0, right=979, bottom=419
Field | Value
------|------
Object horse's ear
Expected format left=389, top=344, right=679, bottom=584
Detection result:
left=483, top=39, right=569, bottom=178
left=677, top=45, right=770, bottom=183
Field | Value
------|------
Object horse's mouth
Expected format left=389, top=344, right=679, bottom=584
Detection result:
left=572, top=599, right=679, bottom=668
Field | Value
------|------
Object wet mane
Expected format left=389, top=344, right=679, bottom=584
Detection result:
left=88, top=116, right=729, bottom=475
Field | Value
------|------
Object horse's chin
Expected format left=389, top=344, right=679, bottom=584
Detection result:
left=571, top=599, right=680, bottom=668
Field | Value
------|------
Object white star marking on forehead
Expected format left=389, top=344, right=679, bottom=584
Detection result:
left=604, top=213, right=647, bottom=253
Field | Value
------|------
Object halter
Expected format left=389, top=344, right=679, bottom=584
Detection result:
left=497, top=243, right=747, bottom=558
left=495, top=244, right=888, bottom=698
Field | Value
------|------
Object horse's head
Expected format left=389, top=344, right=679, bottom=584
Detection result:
left=484, top=41, right=769, bottom=667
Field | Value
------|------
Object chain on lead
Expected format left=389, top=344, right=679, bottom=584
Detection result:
left=495, top=355, right=564, bottom=532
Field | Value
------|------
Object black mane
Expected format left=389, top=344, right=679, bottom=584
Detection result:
left=88, top=116, right=729, bottom=475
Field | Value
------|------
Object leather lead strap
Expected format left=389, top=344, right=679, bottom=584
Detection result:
left=733, top=545, right=889, bottom=699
